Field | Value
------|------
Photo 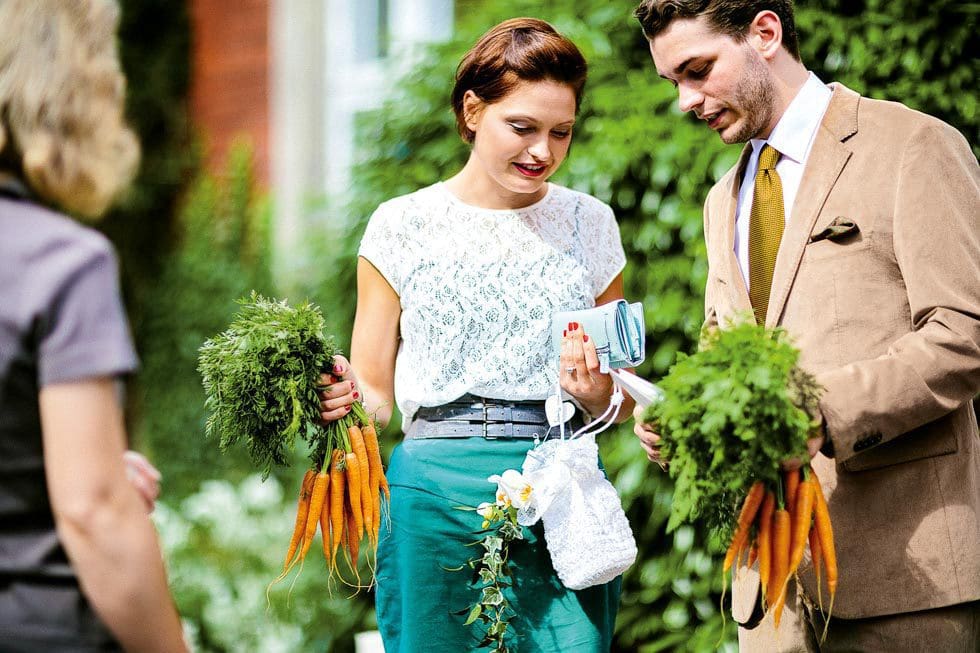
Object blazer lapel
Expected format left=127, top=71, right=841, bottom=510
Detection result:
left=766, top=84, right=860, bottom=327
left=719, top=146, right=754, bottom=315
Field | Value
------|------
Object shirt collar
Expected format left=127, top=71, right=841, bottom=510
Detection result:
left=0, top=170, right=32, bottom=201
left=749, top=72, right=832, bottom=163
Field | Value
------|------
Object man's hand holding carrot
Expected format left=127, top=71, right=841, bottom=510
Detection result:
left=632, top=404, right=666, bottom=470
left=632, top=405, right=827, bottom=471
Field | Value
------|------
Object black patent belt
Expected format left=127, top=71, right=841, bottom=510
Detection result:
left=408, top=394, right=585, bottom=440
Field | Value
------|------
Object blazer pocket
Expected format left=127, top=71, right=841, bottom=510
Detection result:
left=843, top=418, right=959, bottom=473
left=805, top=216, right=870, bottom=260
left=809, top=216, right=860, bottom=243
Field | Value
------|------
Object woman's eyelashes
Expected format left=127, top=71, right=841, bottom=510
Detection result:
left=508, top=123, right=572, bottom=139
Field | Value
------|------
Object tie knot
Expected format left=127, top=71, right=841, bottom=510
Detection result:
left=759, top=144, right=780, bottom=171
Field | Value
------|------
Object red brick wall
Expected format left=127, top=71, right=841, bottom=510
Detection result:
left=189, top=0, right=270, bottom=184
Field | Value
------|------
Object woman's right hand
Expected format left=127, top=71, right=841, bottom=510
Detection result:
left=318, top=355, right=359, bottom=422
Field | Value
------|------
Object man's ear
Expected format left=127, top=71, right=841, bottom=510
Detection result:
left=749, top=10, right=783, bottom=60
left=462, top=90, right=485, bottom=133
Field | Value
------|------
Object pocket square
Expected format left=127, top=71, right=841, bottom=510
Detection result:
left=809, top=216, right=859, bottom=243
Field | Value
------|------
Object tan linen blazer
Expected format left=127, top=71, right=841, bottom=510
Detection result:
left=703, top=83, right=980, bottom=620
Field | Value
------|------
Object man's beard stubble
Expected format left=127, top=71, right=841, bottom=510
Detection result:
left=723, top=48, right=777, bottom=144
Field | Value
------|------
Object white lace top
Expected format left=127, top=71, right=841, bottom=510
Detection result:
left=359, top=182, right=626, bottom=431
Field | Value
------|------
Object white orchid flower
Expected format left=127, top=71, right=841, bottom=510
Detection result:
left=487, top=469, right=533, bottom=509
left=476, top=502, right=494, bottom=519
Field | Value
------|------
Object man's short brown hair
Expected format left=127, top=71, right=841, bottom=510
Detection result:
left=633, top=0, right=802, bottom=61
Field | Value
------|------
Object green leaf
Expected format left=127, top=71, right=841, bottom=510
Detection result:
left=463, top=604, right=483, bottom=626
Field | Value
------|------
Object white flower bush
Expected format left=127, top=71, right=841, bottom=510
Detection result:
left=153, top=473, right=375, bottom=652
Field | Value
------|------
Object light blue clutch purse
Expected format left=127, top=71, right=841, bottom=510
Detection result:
left=552, top=299, right=645, bottom=373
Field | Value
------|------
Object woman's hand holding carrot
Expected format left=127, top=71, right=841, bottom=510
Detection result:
left=318, top=356, right=358, bottom=423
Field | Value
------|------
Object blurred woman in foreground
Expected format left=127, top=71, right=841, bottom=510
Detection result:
left=0, top=1, right=186, bottom=650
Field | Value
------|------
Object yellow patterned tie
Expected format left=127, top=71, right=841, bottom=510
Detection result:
left=748, top=144, right=784, bottom=324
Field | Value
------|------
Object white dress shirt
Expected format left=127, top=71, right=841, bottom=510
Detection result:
left=734, top=72, right=833, bottom=290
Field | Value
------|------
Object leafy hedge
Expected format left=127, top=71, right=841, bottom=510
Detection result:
left=136, top=144, right=275, bottom=498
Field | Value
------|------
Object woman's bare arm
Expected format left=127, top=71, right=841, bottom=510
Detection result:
left=39, top=378, right=187, bottom=653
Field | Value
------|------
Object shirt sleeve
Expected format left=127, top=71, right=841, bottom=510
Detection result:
left=358, top=201, right=405, bottom=295
left=588, top=200, right=627, bottom=297
left=35, top=237, right=138, bottom=386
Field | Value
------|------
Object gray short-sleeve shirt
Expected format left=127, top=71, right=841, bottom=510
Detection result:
left=0, top=193, right=136, bottom=647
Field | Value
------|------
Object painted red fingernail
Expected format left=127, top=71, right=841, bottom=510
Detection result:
left=353, top=391, right=360, bottom=400
left=567, top=322, right=574, bottom=331
left=583, top=335, right=590, bottom=343
left=346, top=405, right=352, bottom=413
left=563, top=329, right=567, bottom=337
left=350, top=381, right=356, bottom=390
left=571, top=322, right=579, bottom=330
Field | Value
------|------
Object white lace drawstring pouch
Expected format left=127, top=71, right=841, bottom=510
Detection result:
left=507, top=299, right=650, bottom=589
left=517, top=429, right=637, bottom=590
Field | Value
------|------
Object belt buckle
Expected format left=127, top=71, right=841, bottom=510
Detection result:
left=480, top=402, right=515, bottom=439
left=481, top=403, right=494, bottom=439
left=483, top=422, right=516, bottom=439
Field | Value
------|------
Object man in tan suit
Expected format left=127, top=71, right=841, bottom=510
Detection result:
left=631, top=1, right=980, bottom=650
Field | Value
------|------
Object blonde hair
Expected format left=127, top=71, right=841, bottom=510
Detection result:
left=0, top=0, right=139, bottom=218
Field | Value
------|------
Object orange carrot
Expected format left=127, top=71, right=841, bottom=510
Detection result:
left=329, top=449, right=347, bottom=564
left=361, top=420, right=385, bottom=541
left=757, top=490, right=776, bottom=604
left=300, top=470, right=329, bottom=559
left=783, top=468, right=800, bottom=520
left=747, top=541, right=758, bottom=568
left=809, top=520, right=823, bottom=611
left=723, top=480, right=766, bottom=572
left=371, top=481, right=382, bottom=544
left=340, top=508, right=362, bottom=587
left=770, top=507, right=791, bottom=627
left=347, top=508, right=361, bottom=569
left=319, top=486, right=332, bottom=565
left=348, top=425, right=373, bottom=542
left=810, top=469, right=837, bottom=640
left=379, top=476, right=391, bottom=502
left=361, top=420, right=384, bottom=492
left=787, top=472, right=815, bottom=578
left=345, top=451, right=365, bottom=541
left=282, top=470, right=316, bottom=570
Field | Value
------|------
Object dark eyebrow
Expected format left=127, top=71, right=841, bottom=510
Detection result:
left=657, top=56, right=697, bottom=82
left=505, top=114, right=576, bottom=127
left=672, top=57, right=698, bottom=77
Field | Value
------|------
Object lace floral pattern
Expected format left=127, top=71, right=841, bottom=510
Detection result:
left=359, top=182, right=626, bottom=431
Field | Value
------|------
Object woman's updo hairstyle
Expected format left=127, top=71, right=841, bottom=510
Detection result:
left=451, top=18, right=588, bottom=143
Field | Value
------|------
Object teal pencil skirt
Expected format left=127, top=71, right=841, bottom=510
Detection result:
left=375, top=435, right=621, bottom=652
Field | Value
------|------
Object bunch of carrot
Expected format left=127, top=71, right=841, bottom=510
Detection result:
left=275, top=402, right=389, bottom=588
left=724, top=466, right=837, bottom=637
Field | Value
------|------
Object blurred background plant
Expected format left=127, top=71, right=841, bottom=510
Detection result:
left=104, top=0, right=976, bottom=650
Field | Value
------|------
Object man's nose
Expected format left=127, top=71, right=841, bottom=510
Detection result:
left=677, top=83, right=703, bottom=114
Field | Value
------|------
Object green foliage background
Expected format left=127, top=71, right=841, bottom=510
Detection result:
left=109, top=0, right=976, bottom=651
